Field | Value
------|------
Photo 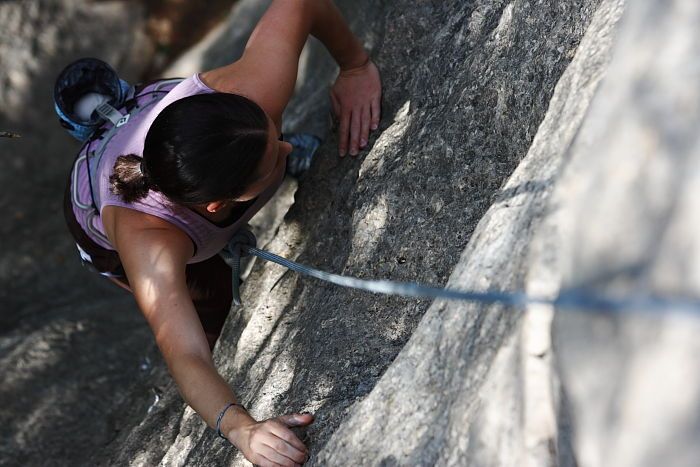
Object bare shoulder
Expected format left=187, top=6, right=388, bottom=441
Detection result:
left=199, top=63, right=247, bottom=96
left=198, top=1, right=313, bottom=124
left=101, top=205, right=194, bottom=260
left=200, top=63, right=285, bottom=129
left=102, top=204, right=177, bottom=236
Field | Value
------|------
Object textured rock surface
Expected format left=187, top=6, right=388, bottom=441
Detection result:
left=0, top=2, right=158, bottom=466
left=320, top=1, right=624, bottom=464
left=4, top=0, right=700, bottom=466
left=96, top=0, right=613, bottom=465
left=546, top=1, right=700, bottom=465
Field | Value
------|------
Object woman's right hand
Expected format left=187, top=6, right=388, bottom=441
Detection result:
left=229, top=413, right=314, bottom=466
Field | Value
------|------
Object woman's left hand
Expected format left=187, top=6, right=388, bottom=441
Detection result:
left=330, top=59, right=382, bottom=158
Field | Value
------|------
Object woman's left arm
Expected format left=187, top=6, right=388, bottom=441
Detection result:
left=202, top=0, right=381, bottom=156
left=308, top=2, right=383, bottom=157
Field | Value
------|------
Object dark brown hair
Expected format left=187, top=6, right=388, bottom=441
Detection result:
left=110, top=92, right=268, bottom=205
left=110, top=154, right=149, bottom=203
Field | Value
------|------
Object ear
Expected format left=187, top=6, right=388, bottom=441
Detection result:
left=280, top=140, right=293, bottom=156
left=205, top=200, right=227, bottom=213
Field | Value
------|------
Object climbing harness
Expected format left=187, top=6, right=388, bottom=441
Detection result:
left=54, top=60, right=182, bottom=252
left=68, top=78, right=183, bottom=248
left=74, top=79, right=184, bottom=209
left=55, top=58, right=185, bottom=213
left=222, top=231, right=700, bottom=315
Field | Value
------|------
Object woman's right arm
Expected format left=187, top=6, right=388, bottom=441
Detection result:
left=105, top=207, right=311, bottom=466
left=200, top=0, right=381, bottom=156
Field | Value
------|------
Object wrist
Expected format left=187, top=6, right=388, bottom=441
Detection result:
left=227, top=417, right=256, bottom=450
left=339, top=47, right=370, bottom=72
left=309, top=0, right=369, bottom=72
left=220, top=405, right=256, bottom=445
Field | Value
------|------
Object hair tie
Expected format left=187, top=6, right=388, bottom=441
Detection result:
left=139, top=158, right=153, bottom=190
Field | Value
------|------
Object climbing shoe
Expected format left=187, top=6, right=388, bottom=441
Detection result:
left=284, top=133, right=322, bottom=177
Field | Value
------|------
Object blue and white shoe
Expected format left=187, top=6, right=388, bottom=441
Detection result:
left=284, top=133, right=322, bottom=176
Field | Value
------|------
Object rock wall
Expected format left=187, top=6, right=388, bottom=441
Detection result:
left=320, top=0, right=700, bottom=465
left=95, top=0, right=623, bottom=465
left=547, top=1, right=700, bottom=465
left=3, top=0, right=699, bottom=466
left=320, top=0, right=625, bottom=464
left=0, top=2, right=158, bottom=466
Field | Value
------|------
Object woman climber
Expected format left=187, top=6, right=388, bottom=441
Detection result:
left=59, top=1, right=382, bottom=465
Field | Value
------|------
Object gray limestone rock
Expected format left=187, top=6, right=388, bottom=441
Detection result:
left=96, top=0, right=620, bottom=465
left=545, top=1, right=700, bottom=465
left=4, top=0, right=700, bottom=465
left=320, top=1, right=624, bottom=465
left=0, top=1, right=156, bottom=466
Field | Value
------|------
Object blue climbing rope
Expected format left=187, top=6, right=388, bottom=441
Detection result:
left=220, top=234, right=700, bottom=315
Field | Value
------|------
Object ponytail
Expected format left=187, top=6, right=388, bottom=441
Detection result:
left=109, top=154, right=151, bottom=203
left=108, top=93, right=269, bottom=206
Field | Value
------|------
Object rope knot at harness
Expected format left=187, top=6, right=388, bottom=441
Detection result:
left=220, top=228, right=258, bottom=306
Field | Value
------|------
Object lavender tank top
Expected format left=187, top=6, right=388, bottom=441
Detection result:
left=70, top=73, right=284, bottom=263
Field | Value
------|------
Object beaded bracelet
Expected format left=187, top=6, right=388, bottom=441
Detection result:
left=216, top=402, right=247, bottom=440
